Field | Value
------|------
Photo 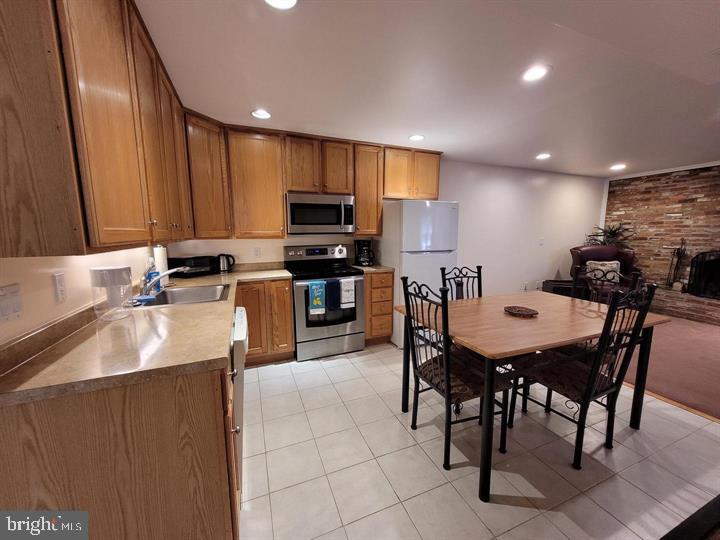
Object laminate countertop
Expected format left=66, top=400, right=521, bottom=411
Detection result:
left=0, top=271, right=287, bottom=408
left=352, top=265, right=395, bottom=273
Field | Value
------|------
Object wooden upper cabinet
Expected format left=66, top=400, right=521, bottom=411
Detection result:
left=228, top=131, right=285, bottom=239
left=157, top=69, right=183, bottom=240
left=322, top=141, right=354, bottom=194
left=354, top=145, right=384, bottom=236
left=383, top=148, right=440, bottom=200
left=172, top=98, right=194, bottom=239
left=285, top=136, right=321, bottom=192
left=383, top=148, right=413, bottom=198
left=129, top=11, right=172, bottom=242
left=57, top=0, right=151, bottom=246
left=266, top=279, right=294, bottom=354
left=186, top=115, right=231, bottom=238
left=0, top=0, right=86, bottom=256
left=414, top=151, right=440, bottom=199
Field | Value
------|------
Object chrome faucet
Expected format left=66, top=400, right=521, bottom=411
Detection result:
left=141, top=267, right=190, bottom=296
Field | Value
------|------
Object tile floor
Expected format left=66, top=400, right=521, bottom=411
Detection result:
left=240, top=344, right=719, bottom=540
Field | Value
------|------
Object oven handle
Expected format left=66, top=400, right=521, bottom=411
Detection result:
left=340, top=201, right=345, bottom=230
left=294, top=275, right=364, bottom=288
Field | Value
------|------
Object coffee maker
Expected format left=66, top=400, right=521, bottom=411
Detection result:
left=354, top=239, right=375, bottom=267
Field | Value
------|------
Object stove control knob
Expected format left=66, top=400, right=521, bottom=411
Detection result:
left=331, top=248, right=335, bottom=254
left=289, top=250, right=295, bottom=256
left=337, top=247, right=344, bottom=255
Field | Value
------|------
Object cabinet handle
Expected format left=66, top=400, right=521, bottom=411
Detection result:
left=148, top=219, right=158, bottom=225
left=231, top=425, right=241, bottom=433
left=228, top=369, right=238, bottom=377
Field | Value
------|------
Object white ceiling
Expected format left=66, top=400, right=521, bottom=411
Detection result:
left=136, top=0, right=720, bottom=178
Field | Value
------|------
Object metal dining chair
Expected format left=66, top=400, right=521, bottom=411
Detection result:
left=440, top=265, right=482, bottom=300
left=508, top=283, right=657, bottom=469
left=401, top=276, right=512, bottom=470
left=571, top=264, right=642, bottom=303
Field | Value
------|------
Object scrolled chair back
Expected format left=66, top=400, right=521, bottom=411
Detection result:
left=572, top=264, right=641, bottom=303
left=440, top=265, right=482, bottom=300
left=584, top=282, right=657, bottom=401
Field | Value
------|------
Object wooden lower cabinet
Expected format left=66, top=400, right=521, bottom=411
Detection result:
left=235, top=278, right=295, bottom=364
left=365, top=271, right=394, bottom=340
left=0, top=370, right=237, bottom=539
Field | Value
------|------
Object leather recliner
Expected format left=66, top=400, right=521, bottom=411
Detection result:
left=569, top=245, right=641, bottom=284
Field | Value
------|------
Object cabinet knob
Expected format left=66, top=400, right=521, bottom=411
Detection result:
left=231, top=425, right=241, bottom=433
left=148, top=219, right=158, bottom=225
left=228, top=369, right=238, bottom=377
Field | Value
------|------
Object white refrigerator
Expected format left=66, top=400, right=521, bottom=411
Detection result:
left=378, top=200, right=459, bottom=347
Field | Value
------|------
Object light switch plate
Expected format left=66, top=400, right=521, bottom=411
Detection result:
left=53, top=272, right=66, bottom=303
left=0, top=283, right=22, bottom=322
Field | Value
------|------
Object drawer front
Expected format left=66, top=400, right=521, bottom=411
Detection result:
left=371, top=287, right=392, bottom=302
left=371, top=273, right=393, bottom=288
left=371, top=301, right=393, bottom=316
left=371, top=315, right=392, bottom=336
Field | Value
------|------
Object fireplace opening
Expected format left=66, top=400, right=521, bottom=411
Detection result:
left=687, top=251, right=720, bottom=299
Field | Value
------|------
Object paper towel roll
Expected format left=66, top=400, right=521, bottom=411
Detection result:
left=153, top=245, right=169, bottom=286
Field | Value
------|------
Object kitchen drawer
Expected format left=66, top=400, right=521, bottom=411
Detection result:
left=371, top=287, right=392, bottom=302
left=371, top=315, right=392, bottom=336
left=371, top=301, right=393, bottom=316
left=371, top=273, right=393, bottom=288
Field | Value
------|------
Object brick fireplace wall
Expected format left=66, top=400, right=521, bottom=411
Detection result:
left=606, top=164, right=720, bottom=325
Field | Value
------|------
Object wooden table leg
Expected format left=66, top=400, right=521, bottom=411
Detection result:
left=630, top=326, right=653, bottom=429
left=401, top=315, right=410, bottom=413
left=479, top=356, right=495, bottom=502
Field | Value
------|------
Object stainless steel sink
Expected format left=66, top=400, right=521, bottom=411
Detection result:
left=137, top=284, right=230, bottom=307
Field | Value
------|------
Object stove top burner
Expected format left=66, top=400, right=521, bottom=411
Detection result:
left=284, top=244, right=362, bottom=281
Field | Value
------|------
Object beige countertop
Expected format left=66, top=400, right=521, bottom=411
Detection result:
left=353, top=265, right=395, bottom=273
left=0, top=271, right=279, bottom=408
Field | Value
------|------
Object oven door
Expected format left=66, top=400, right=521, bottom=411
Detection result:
left=293, top=276, right=364, bottom=342
left=287, top=193, right=355, bottom=234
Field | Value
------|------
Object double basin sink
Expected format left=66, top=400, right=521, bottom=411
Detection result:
left=135, top=284, right=230, bottom=307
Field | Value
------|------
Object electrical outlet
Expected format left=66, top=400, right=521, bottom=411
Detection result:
left=53, top=272, right=66, bottom=303
left=254, top=247, right=261, bottom=258
left=0, top=283, right=22, bottom=322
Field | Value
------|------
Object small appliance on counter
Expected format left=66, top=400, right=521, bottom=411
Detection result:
left=89, top=266, right=132, bottom=321
left=168, top=254, right=234, bottom=278
left=354, top=239, right=375, bottom=266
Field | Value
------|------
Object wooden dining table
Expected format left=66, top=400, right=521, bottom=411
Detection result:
left=395, top=290, right=671, bottom=502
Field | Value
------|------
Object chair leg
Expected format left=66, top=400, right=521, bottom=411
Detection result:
left=572, top=405, right=589, bottom=470
left=499, top=389, right=509, bottom=454
left=605, top=395, right=618, bottom=449
left=521, top=379, right=530, bottom=413
left=508, top=377, right=519, bottom=429
left=544, top=388, right=553, bottom=413
left=410, top=377, right=420, bottom=430
left=478, top=397, right=483, bottom=425
left=443, top=397, right=452, bottom=471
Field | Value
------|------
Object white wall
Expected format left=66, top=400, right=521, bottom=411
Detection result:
left=0, top=247, right=151, bottom=345
left=439, top=160, right=607, bottom=295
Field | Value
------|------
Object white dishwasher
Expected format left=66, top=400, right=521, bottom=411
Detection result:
left=231, top=307, right=248, bottom=497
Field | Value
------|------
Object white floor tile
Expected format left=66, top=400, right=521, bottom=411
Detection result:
left=244, top=399, right=263, bottom=426
left=259, top=362, right=293, bottom=380
left=526, top=408, right=578, bottom=437
left=365, top=371, right=403, bottom=394
left=498, top=514, right=568, bottom=540
left=643, top=399, right=711, bottom=430
left=315, top=427, right=374, bottom=474
left=379, top=389, right=407, bottom=415
left=544, top=493, right=639, bottom=540
left=648, top=431, right=720, bottom=495
left=531, top=438, right=613, bottom=491
left=259, top=375, right=298, bottom=398
left=241, top=453, right=269, bottom=502
left=377, top=445, right=447, bottom=501
left=586, top=476, right=683, bottom=539
left=566, top=427, right=644, bottom=473
left=334, top=378, right=377, bottom=402
left=290, top=360, right=324, bottom=374
left=321, top=356, right=352, bottom=369
left=325, top=364, right=363, bottom=383
left=345, top=394, right=394, bottom=425
left=358, top=417, right=417, bottom=457
left=328, top=460, right=399, bottom=524
left=307, top=403, right=356, bottom=438
left=245, top=381, right=260, bottom=403
left=344, top=504, right=420, bottom=540
left=403, top=483, right=492, bottom=540
left=602, top=409, right=696, bottom=457
left=396, top=406, right=444, bottom=443
left=300, top=383, right=343, bottom=411
left=453, top=470, right=539, bottom=537
left=295, top=369, right=332, bottom=390
left=699, top=421, right=719, bottom=443
left=267, top=439, right=325, bottom=492
left=619, top=460, right=714, bottom=518
left=264, top=411, right=313, bottom=451
left=261, top=390, right=305, bottom=421
left=239, top=494, right=273, bottom=540
left=314, top=527, right=347, bottom=540
left=354, top=358, right=391, bottom=377
left=244, top=367, right=259, bottom=384
left=270, top=476, right=341, bottom=540
left=506, top=415, right=558, bottom=450
left=243, top=421, right=266, bottom=458
left=419, top=432, right=481, bottom=482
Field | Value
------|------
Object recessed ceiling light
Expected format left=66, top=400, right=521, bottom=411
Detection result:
left=251, top=108, right=271, bottom=120
left=409, top=134, right=425, bottom=142
left=522, top=64, right=551, bottom=82
left=535, top=152, right=551, bottom=160
left=264, top=0, right=297, bottom=9
left=610, top=163, right=627, bottom=171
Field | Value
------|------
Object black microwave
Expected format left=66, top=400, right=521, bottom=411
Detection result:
left=168, top=255, right=220, bottom=278
left=286, top=193, right=354, bottom=234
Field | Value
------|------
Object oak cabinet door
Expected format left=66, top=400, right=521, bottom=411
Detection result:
left=285, top=136, right=320, bottom=192
left=383, top=148, right=413, bottom=198
left=172, top=97, right=194, bottom=239
left=322, top=141, right=354, bottom=194
left=413, top=152, right=440, bottom=200
left=266, top=280, right=294, bottom=354
left=228, top=132, right=285, bottom=238
left=235, top=282, right=269, bottom=357
left=57, top=0, right=151, bottom=246
left=156, top=69, right=183, bottom=240
left=186, top=115, right=231, bottom=238
left=354, top=145, right=383, bottom=236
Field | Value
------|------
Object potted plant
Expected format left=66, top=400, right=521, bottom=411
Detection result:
left=585, top=223, right=634, bottom=247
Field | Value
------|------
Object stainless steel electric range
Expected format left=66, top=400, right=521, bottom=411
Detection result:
left=285, top=244, right=365, bottom=361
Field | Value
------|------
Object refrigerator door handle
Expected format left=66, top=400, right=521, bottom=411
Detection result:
left=403, top=250, right=455, bottom=254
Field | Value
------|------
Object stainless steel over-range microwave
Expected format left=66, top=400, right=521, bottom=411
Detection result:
left=286, top=193, right=355, bottom=234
